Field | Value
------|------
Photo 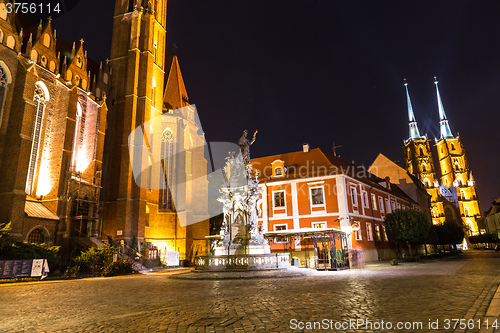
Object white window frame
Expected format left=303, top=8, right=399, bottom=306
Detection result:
left=272, top=190, right=286, bottom=209
left=391, top=200, right=396, bottom=211
left=273, top=223, right=288, bottom=243
left=362, top=191, right=369, bottom=208
left=309, top=186, right=325, bottom=207
left=374, top=224, right=381, bottom=241
left=350, top=186, right=358, bottom=207
left=312, top=222, right=327, bottom=229
left=385, top=198, right=391, bottom=213
left=371, top=193, right=377, bottom=210
left=274, top=166, right=283, bottom=177
left=354, top=222, right=362, bottom=241
left=396, top=202, right=401, bottom=210
left=366, top=222, right=373, bottom=241
left=379, top=196, right=384, bottom=214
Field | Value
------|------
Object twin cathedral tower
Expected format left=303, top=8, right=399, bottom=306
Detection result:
left=404, top=80, right=480, bottom=234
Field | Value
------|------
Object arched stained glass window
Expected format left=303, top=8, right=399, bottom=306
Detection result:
left=26, top=84, right=46, bottom=194
left=159, top=129, right=174, bottom=210
left=0, top=65, right=7, bottom=120
left=28, top=228, right=44, bottom=244
left=0, top=63, right=11, bottom=128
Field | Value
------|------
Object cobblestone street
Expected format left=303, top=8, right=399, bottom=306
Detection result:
left=1, top=250, right=499, bottom=332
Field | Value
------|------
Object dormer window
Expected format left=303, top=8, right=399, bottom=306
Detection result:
left=271, top=159, right=285, bottom=178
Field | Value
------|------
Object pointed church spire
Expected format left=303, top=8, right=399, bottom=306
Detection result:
left=37, top=20, right=43, bottom=39
left=434, top=77, right=453, bottom=139
left=404, top=80, right=423, bottom=140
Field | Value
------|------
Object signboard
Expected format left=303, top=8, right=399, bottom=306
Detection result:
left=0, top=259, right=49, bottom=279
left=165, top=252, right=179, bottom=266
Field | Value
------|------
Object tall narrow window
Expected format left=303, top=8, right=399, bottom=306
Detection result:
left=362, top=191, right=369, bottom=208
left=0, top=65, right=7, bottom=126
left=151, top=86, right=156, bottom=109
left=159, top=129, right=174, bottom=210
left=366, top=222, right=373, bottom=241
left=378, top=197, right=384, bottom=213
left=26, top=84, right=46, bottom=194
left=153, top=41, right=158, bottom=64
left=72, top=103, right=84, bottom=171
left=371, top=193, right=377, bottom=210
left=350, top=186, right=358, bottom=207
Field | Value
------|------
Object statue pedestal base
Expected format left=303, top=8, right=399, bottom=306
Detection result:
left=213, top=243, right=271, bottom=256
left=196, top=253, right=290, bottom=271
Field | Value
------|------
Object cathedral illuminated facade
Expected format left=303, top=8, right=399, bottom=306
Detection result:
left=404, top=80, right=480, bottom=235
left=0, top=0, right=209, bottom=262
left=0, top=5, right=108, bottom=247
left=101, top=0, right=209, bottom=261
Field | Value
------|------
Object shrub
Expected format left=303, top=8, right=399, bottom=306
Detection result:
left=74, top=245, right=117, bottom=275
left=102, top=259, right=133, bottom=277
left=63, top=265, right=80, bottom=278
left=1, top=242, right=60, bottom=265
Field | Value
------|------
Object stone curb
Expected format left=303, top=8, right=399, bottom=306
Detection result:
left=169, top=269, right=307, bottom=280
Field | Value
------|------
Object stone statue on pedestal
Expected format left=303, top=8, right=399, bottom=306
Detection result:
left=196, top=130, right=289, bottom=270
left=238, top=130, right=257, bottom=166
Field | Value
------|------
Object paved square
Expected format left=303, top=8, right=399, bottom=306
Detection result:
left=1, top=251, right=499, bottom=332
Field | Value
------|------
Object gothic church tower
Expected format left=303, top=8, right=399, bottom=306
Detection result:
left=433, top=79, right=480, bottom=234
left=403, top=80, right=480, bottom=235
left=403, top=82, right=444, bottom=224
left=102, top=0, right=209, bottom=261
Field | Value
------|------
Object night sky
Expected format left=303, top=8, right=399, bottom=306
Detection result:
left=51, top=0, right=500, bottom=212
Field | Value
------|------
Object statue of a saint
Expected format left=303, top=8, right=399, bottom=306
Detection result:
left=238, top=130, right=257, bottom=165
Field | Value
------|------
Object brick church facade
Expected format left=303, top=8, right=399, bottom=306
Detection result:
left=101, top=0, right=209, bottom=261
left=0, top=0, right=209, bottom=261
left=0, top=5, right=108, bottom=248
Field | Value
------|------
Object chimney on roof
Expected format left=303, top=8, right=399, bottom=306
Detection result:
left=303, top=143, right=309, bottom=153
left=385, top=176, right=391, bottom=190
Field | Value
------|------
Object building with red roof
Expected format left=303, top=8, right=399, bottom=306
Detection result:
left=251, top=145, right=418, bottom=267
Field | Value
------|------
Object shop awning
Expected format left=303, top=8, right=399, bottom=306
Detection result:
left=264, top=227, right=345, bottom=238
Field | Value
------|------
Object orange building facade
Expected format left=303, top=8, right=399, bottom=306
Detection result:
left=251, top=147, right=417, bottom=264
